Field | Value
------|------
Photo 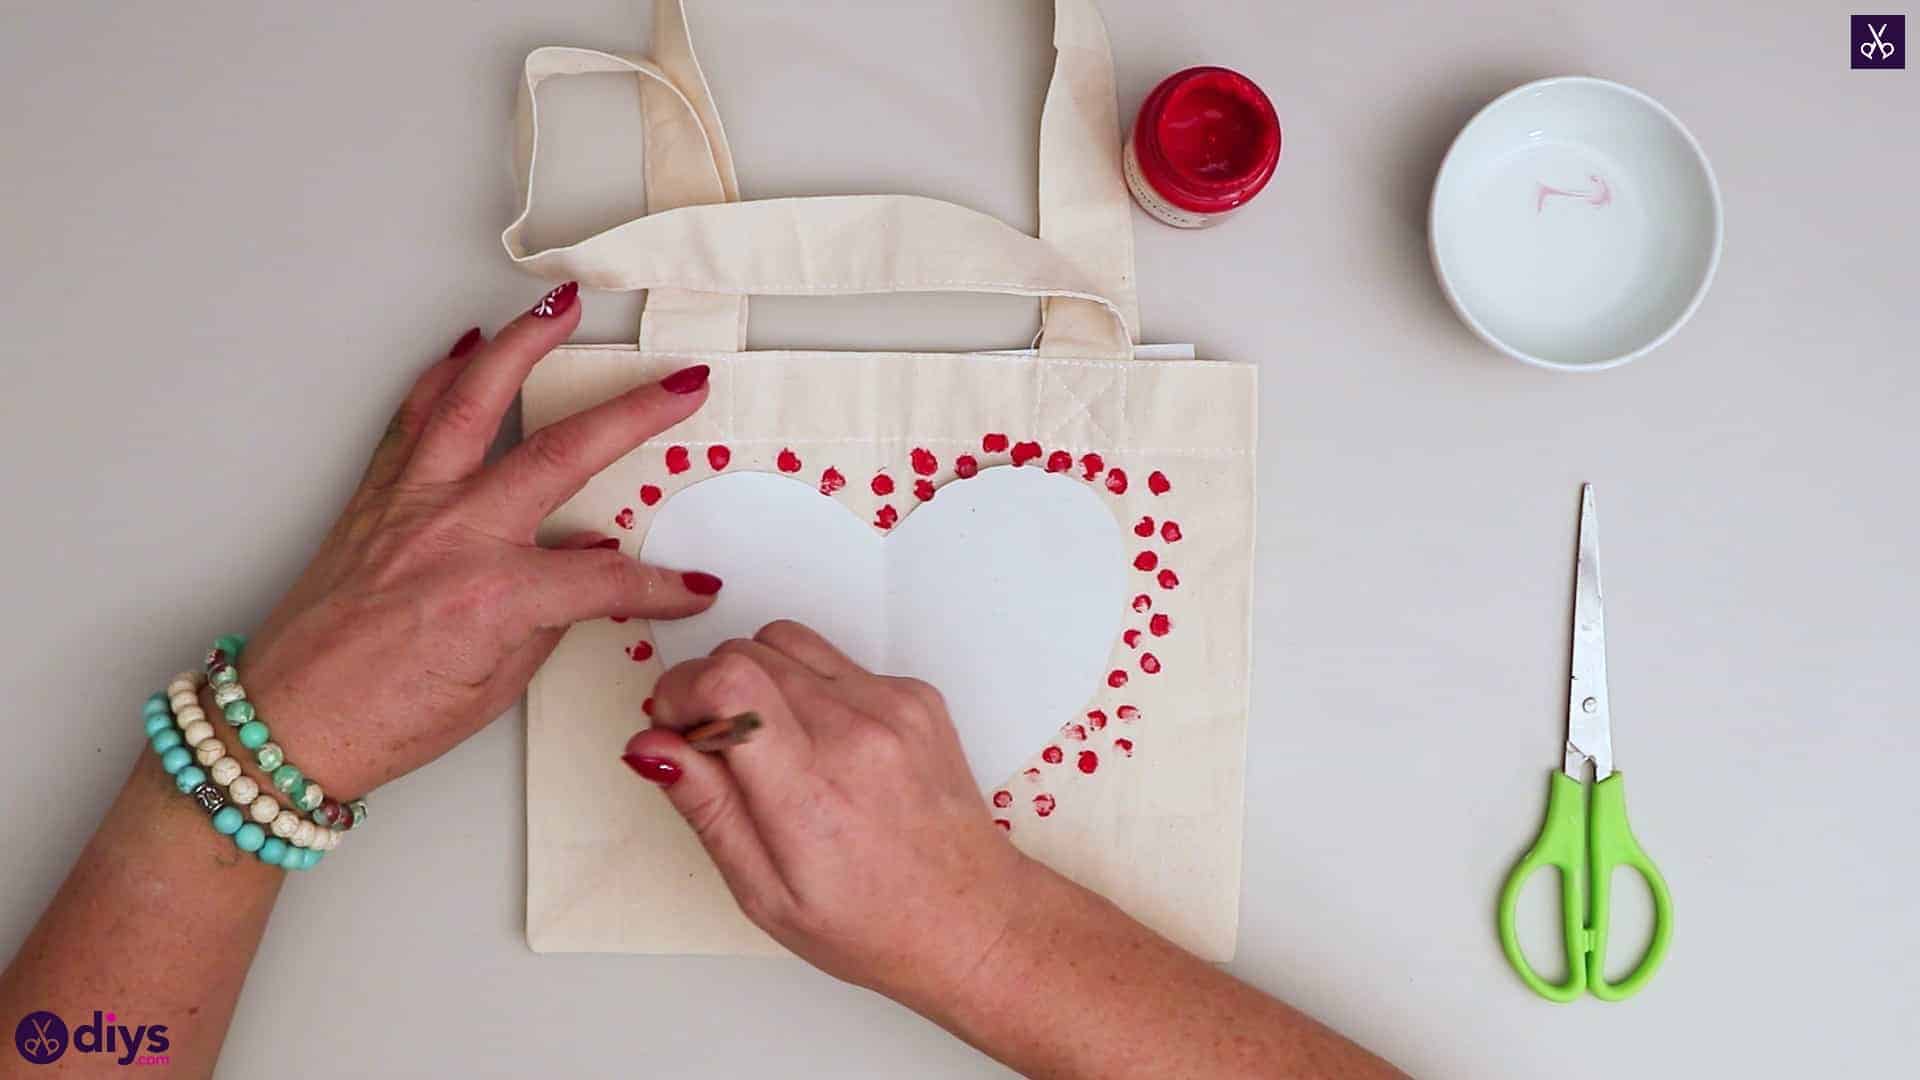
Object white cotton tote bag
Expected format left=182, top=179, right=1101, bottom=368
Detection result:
left=515, top=0, right=1257, bottom=960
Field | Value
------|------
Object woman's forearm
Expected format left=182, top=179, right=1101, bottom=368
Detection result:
left=935, top=864, right=1406, bottom=1080
left=3, top=295, right=722, bottom=1076
left=0, top=752, right=281, bottom=1074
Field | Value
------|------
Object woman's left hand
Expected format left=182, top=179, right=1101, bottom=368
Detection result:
left=230, top=282, right=719, bottom=797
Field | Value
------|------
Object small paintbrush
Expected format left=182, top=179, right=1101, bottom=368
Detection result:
left=684, top=711, right=762, bottom=753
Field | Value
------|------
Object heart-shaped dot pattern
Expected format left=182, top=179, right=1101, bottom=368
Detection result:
left=602, top=433, right=1187, bottom=832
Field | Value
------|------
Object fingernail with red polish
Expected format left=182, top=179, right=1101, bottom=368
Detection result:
left=450, top=327, right=483, bottom=357
left=660, top=364, right=711, bottom=395
left=682, top=571, right=723, bottom=596
left=623, top=754, right=682, bottom=786
left=531, top=281, right=578, bottom=319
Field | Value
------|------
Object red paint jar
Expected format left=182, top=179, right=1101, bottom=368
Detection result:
left=1123, top=67, right=1281, bottom=228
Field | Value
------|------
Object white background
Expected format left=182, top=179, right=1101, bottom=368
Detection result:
left=1, top=2, right=1914, bottom=1076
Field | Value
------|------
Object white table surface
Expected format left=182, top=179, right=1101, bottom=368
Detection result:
left=2, top=2, right=1915, bottom=1076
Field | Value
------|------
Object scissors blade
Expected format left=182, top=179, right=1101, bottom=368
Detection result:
left=1566, top=484, right=1614, bottom=780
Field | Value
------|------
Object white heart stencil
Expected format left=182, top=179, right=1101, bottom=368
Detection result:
left=641, top=466, right=1127, bottom=789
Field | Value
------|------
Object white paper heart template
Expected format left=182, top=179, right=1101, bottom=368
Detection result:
left=641, top=466, right=1127, bottom=789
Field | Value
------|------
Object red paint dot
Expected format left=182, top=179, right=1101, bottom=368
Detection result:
left=910, top=448, right=938, bottom=476
left=1149, top=613, right=1172, bottom=636
left=665, top=445, right=691, bottom=474
left=614, top=508, right=635, bottom=530
left=1023, top=767, right=1043, bottom=782
left=1140, top=653, right=1162, bottom=674
left=1123, top=629, right=1141, bottom=648
left=1117, top=705, right=1141, bottom=722
left=820, top=467, right=846, bottom=495
left=954, top=454, right=980, bottom=479
left=1061, top=723, right=1087, bottom=741
left=610, top=615, right=629, bottom=624
left=875, top=504, right=899, bottom=530
left=1105, top=468, right=1129, bottom=494
left=1160, top=520, right=1183, bottom=543
left=629, top=641, right=654, bottom=662
left=1077, top=750, right=1100, bottom=774
left=642, top=697, right=654, bottom=717
left=1108, top=669, right=1129, bottom=688
left=1080, top=452, right=1105, bottom=480
left=1086, top=709, right=1108, bottom=731
left=593, top=537, right=622, bottom=550
left=1132, top=594, right=1153, bottom=614
left=1046, top=450, right=1073, bottom=473
left=913, top=478, right=936, bottom=502
left=1041, top=746, right=1064, bottom=765
left=1114, top=737, right=1134, bottom=756
left=992, top=790, right=1013, bottom=808
left=776, top=448, right=802, bottom=473
left=1148, top=470, right=1172, bottom=495
left=1033, top=793, right=1057, bottom=817
left=993, top=818, right=1012, bottom=832
left=1134, top=516, right=1156, bottom=538
left=639, top=484, right=663, bottom=506
left=1133, top=551, right=1159, bottom=571
left=1158, top=569, right=1180, bottom=590
left=982, top=433, right=1010, bottom=453
left=871, top=472, right=895, bottom=496
left=707, top=444, right=731, bottom=470
left=1011, top=441, right=1043, bottom=466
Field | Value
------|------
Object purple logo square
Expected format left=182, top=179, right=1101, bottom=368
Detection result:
left=1853, top=15, right=1904, bottom=68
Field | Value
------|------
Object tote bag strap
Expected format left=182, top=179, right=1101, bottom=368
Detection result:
left=504, top=44, right=748, bottom=353
left=505, top=193, right=1134, bottom=359
left=502, top=0, right=1141, bottom=361
left=1034, top=0, right=1141, bottom=358
left=635, top=0, right=747, bottom=352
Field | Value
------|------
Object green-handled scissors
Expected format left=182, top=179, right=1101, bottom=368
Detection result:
left=1498, top=485, right=1673, bottom=1002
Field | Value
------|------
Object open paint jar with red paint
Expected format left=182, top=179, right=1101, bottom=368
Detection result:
left=1123, top=66, right=1281, bottom=228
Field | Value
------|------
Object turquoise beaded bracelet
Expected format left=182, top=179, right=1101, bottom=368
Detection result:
left=142, top=682, right=322, bottom=871
left=203, top=635, right=367, bottom=832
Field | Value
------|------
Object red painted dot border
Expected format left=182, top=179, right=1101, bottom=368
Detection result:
left=602, top=432, right=1184, bottom=833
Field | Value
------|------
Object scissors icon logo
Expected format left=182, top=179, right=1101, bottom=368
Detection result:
left=1862, top=22, right=1895, bottom=59
left=13, top=1010, right=69, bottom=1064
left=1852, top=14, right=1905, bottom=68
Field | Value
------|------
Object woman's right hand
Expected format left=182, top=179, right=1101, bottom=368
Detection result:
left=623, top=621, right=1049, bottom=1013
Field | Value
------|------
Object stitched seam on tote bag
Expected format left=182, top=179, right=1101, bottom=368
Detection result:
left=549, top=346, right=1245, bottom=373
left=1039, top=366, right=1122, bottom=448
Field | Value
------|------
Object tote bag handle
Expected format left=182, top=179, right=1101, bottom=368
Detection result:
left=501, top=0, right=1142, bottom=362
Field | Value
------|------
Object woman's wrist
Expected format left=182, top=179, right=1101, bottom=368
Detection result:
left=124, top=747, right=286, bottom=876
left=888, top=854, right=1080, bottom=1034
left=227, top=681, right=383, bottom=802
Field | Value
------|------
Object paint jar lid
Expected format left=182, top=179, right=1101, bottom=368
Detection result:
left=1131, top=67, right=1281, bottom=215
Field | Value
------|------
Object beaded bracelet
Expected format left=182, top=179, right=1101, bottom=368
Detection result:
left=159, top=668, right=341, bottom=856
left=143, top=677, right=324, bottom=871
left=203, top=634, right=367, bottom=832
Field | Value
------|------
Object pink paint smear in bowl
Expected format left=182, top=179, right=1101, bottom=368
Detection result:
left=1429, top=77, right=1723, bottom=371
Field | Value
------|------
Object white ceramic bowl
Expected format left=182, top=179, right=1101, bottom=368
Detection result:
left=1429, top=77, right=1722, bottom=371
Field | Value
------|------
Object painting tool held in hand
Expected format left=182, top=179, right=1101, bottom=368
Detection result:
left=685, top=712, right=762, bottom=753
left=1497, top=485, right=1674, bottom=1002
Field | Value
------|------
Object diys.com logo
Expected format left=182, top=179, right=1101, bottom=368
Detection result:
left=13, top=1009, right=170, bottom=1067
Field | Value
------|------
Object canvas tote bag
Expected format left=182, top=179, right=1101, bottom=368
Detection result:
left=513, top=0, right=1257, bottom=961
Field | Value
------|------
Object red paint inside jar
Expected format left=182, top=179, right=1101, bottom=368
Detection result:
left=1131, top=67, right=1280, bottom=216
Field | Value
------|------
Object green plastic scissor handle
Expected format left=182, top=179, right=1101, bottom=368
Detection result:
left=1497, top=771, right=1674, bottom=1002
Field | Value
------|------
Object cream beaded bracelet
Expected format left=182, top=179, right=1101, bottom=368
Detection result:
left=144, top=674, right=327, bottom=870
left=162, top=671, right=340, bottom=854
